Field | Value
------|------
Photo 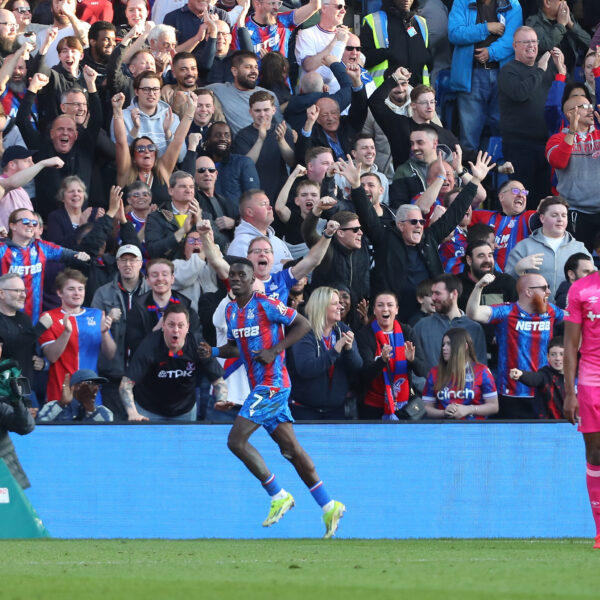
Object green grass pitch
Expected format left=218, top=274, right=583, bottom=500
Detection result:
left=0, top=539, right=597, bottom=599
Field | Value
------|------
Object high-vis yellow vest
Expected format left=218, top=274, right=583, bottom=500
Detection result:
left=362, top=10, right=429, bottom=88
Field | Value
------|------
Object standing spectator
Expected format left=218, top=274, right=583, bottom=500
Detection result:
left=0, top=8, right=20, bottom=59
left=233, top=0, right=320, bottom=58
left=361, top=0, right=431, bottom=88
left=201, top=121, right=260, bottom=215
left=295, top=0, right=349, bottom=91
left=554, top=251, right=595, bottom=309
left=467, top=271, right=564, bottom=418
left=207, top=50, right=282, bottom=135
left=505, top=196, right=590, bottom=303
left=232, top=90, right=295, bottom=204
left=161, top=51, right=199, bottom=100
left=228, top=189, right=293, bottom=269
left=35, top=0, right=91, bottom=68
left=407, top=278, right=435, bottom=326
left=526, top=0, right=590, bottom=73
left=91, top=244, right=147, bottom=421
left=81, top=21, right=116, bottom=89
left=423, top=327, right=498, bottom=419
left=10, top=1, right=46, bottom=47
left=448, top=0, right=522, bottom=153
left=498, top=26, right=554, bottom=205
left=546, top=95, right=600, bottom=252
left=0, top=208, right=89, bottom=323
left=120, top=303, right=225, bottom=421
left=412, top=273, right=488, bottom=377
left=39, top=268, right=116, bottom=405
left=356, top=291, right=415, bottom=420
left=288, top=286, right=362, bottom=420
left=359, top=172, right=395, bottom=227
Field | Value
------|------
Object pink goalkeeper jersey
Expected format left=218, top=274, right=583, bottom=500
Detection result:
left=564, top=271, right=600, bottom=386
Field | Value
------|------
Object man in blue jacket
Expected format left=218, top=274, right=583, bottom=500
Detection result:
left=448, top=0, right=522, bottom=153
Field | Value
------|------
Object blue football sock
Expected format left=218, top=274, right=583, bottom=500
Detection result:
left=309, top=480, right=332, bottom=508
left=261, top=473, right=282, bottom=497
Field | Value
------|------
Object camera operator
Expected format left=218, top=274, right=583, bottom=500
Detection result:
left=0, top=334, right=35, bottom=490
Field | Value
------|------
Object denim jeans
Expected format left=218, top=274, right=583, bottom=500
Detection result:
left=457, top=67, right=500, bottom=153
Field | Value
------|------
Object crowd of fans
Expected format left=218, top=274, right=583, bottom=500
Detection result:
left=0, top=0, right=598, bottom=424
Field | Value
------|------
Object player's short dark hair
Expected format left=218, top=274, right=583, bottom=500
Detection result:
left=466, top=223, right=495, bottom=246
left=230, top=257, right=254, bottom=271
left=563, top=252, right=592, bottom=280
left=431, top=273, right=463, bottom=296
left=163, top=303, right=190, bottom=323
left=172, top=51, right=196, bottom=66
left=416, top=278, right=433, bottom=298
left=89, top=21, right=116, bottom=41
left=55, top=268, right=87, bottom=290
left=231, top=50, right=257, bottom=69
left=548, top=336, right=563, bottom=351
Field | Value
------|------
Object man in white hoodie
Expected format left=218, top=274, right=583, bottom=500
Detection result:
left=227, top=189, right=292, bottom=272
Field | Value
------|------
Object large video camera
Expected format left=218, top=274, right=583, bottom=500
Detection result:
left=0, top=359, right=31, bottom=405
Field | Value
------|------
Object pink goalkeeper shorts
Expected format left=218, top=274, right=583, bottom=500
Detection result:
left=577, top=384, right=600, bottom=433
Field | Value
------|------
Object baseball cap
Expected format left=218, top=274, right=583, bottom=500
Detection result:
left=116, top=244, right=142, bottom=260
left=70, top=369, right=108, bottom=386
left=2, top=145, right=34, bottom=168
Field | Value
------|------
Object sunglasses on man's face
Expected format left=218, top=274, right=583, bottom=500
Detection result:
left=197, top=167, right=217, bottom=173
left=401, top=218, right=426, bottom=226
left=16, top=218, right=39, bottom=226
left=339, top=226, right=362, bottom=233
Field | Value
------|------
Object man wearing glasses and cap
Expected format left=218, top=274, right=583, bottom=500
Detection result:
left=37, top=369, right=113, bottom=422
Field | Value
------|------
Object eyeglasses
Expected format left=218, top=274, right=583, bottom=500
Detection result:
left=528, top=285, right=550, bottom=292
left=327, top=3, right=345, bottom=9
left=339, top=226, right=362, bottom=233
left=128, top=191, right=151, bottom=199
left=15, top=217, right=38, bottom=226
left=117, top=257, right=141, bottom=263
left=415, top=99, right=436, bottom=106
left=572, top=103, right=594, bottom=110
left=186, top=237, right=203, bottom=245
left=345, top=46, right=361, bottom=52
left=62, top=102, right=87, bottom=108
left=400, top=218, right=426, bottom=226
left=515, top=40, right=538, bottom=46
left=502, top=187, right=529, bottom=196
left=197, top=167, right=217, bottom=173
left=14, top=7, right=31, bottom=13
left=138, top=86, right=161, bottom=94
left=248, top=248, right=273, bottom=255
left=0, top=22, right=17, bottom=28
left=134, top=144, right=157, bottom=153
left=1, top=288, right=26, bottom=295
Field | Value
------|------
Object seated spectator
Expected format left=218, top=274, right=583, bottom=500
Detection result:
left=407, top=278, right=435, bottom=327
left=466, top=271, right=564, bottom=419
left=546, top=94, right=600, bottom=252
left=199, top=11, right=253, bottom=85
left=289, top=286, right=362, bottom=420
left=201, top=121, right=260, bottom=217
left=0, top=146, right=64, bottom=231
left=145, top=170, right=202, bottom=260
left=509, top=335, right=565, bottom=419
left=470, top=179, right=539, bottom=269
left=0, top=208, right=89, bottom=323
left=423, top=328, right=498, bottom=420
left=554, top=251, right=596, bottom=309
left=117, top=0, right=148, bottom=38
left=123, top=182, right=153, bottom=254
left=336, top=282, right=369, bottom=333
left=111, top=70, right=188, bottom=159
left=505, top=196, right=590, bottom=303
left=120, top=303, right=225, bottom=421
left=172, top=229, right=219, bottom=309
left=228, top=189, right=292, bottom=270
left=231, top=90, right=295, bottom=204
left=112, top=90, right=197, bottom=207
left=91, top=243, right=148, bottom=421
left=37, top=369, right=113, bottom=422
left=412, top=273, right=488, bottom=378
left=206, top=50, right=282, bottom=136
left=125, top=258, right=202, bottom=351
left=356, top=291, right=416, bottom=421
left=46, top=175, right=105, bottom=249
left=39, top=268, right=116, bottom=405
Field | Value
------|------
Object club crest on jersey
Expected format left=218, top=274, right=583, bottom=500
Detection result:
left=87, top=316, right=97, bottom=326
left=246, top=308, right=255, bottom=319
left=508, top=220, right=515, bottom=228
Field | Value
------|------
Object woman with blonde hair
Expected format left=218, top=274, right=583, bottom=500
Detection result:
left=423, top=327, right=498, bottom=419
left=288, top=286, right=362, bottom=420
